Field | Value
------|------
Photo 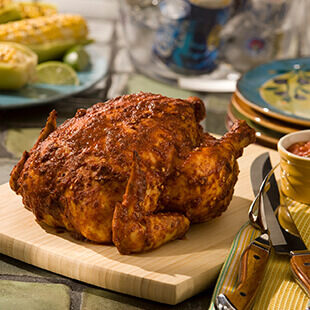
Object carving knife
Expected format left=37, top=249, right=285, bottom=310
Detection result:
left=238, top=152, right=310, bottom=307
left=262, top=160, right=310, bottom=308
left=215, top=153, right=272, bottom=310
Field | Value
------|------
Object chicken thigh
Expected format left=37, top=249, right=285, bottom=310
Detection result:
left=10, top=92, right=255, bottom=254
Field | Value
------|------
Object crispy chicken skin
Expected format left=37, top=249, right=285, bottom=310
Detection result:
left=10, top=92, right=255, bottom=254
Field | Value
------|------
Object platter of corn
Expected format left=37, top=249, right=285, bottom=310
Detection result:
left=0, top=0, right=107, bottom=108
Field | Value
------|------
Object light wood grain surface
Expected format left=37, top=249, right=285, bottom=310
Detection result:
left=0, top=144, right=279, bottom=305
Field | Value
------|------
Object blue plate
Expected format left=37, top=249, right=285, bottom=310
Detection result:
left=237, top=58, right=310, bottom=127
left=0, top=48, right=108, bottom=109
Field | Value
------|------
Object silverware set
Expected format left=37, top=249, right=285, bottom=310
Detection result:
left=215, top=152, right=310, bottom=310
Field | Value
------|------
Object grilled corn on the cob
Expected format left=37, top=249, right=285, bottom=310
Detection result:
left=0, top=13, right=91, bottom=62
left=0, top=1, right=57, bottom=24
left=0, top=41, right=37, bottom=89
left=0, top=1, right=21, bottom=24
left=0, top=0, right=12, bottom=7
left=16, top=2, right=57, bottom=19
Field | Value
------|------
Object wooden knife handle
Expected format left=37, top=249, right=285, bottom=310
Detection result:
left=223, top=240, right=270, bottom=310
left=290, top=252, right=310, bottom=297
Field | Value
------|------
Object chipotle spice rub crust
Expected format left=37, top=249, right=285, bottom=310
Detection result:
left=10, top=92, right=256, bottom=254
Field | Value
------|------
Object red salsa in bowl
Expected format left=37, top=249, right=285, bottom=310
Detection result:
left=287, top=141, right=310, bottom=158
left=278, top=130, right=310, bottom=204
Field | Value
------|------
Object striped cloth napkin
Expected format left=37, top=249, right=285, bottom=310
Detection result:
left=208, top=197, right=310, bottom=310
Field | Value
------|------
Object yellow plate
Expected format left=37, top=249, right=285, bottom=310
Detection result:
left=232, top=93, right=307, bottom=134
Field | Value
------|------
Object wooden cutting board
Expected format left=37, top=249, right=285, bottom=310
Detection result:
left=0, top=144, right=279, bottom=305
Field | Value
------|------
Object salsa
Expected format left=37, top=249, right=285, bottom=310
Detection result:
left=287, top=141, right=310, bottom=158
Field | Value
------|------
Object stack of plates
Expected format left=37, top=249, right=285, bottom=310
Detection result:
left=226, top=58, right=310, bottom=149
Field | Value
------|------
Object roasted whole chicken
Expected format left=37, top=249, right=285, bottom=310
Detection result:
left=10, top=92, right=255, bottom=254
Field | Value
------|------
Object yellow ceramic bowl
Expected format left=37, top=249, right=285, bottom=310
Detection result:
left=277, top=130, right=310, bottom=204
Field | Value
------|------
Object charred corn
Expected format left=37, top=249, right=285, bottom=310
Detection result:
left=0, top=14, right=88, bottom=44
left=0, top=13, right=92, bottom=62
left=0, top=41, right=37, bottom=90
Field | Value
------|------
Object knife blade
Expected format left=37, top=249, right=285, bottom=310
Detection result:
left=214, top=153, right=272, bottom=310
left=261, top=156, right=289, bottom=255
left=262, top=163, right=310, bottom=300
left=248, top=152, right=270, bottom=231
left=252, top=152, right=269, bottom=196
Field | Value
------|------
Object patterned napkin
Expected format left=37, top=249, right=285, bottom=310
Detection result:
left=208, top=197, right=310, bottom=310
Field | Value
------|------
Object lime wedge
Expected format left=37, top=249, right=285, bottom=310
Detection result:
left=63, top=45, right=90, bottom=71
left=36, top=61, right=79, bottom=85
